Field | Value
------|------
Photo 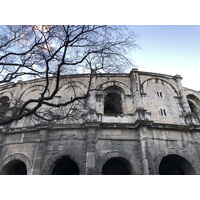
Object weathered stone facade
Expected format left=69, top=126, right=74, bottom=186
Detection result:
left=0, top=68, right=200, bottom=175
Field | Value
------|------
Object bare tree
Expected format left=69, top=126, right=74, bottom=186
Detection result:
left=0, top=25, right=137, bottom=125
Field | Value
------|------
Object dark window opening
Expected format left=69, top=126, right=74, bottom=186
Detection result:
left=102, top=157, right=131, bottom=175
left=1, top=160, right=27, bottom=175
left=104, top=92, right=122, bottom=115
left=0, top=96, right=10, bottom=118
left=188, top=101, right=196, bottom=113
left=157, top=91, right=163, bottom=98
left=159, top=154, right=196, bottom=175
left=52, top=156, right=79, bottom=175
left=160, top=109, right=166, bottom=116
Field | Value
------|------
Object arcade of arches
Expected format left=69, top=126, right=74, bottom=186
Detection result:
left=0, top=154, right=197, bottom=175
left=0, top=70, right=200, bottom=175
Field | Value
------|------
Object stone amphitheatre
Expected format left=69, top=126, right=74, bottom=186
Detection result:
left=0, top=68, right=199, bottom=175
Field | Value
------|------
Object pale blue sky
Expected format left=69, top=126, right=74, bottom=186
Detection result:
left=129, top=25, right=200, bottom=91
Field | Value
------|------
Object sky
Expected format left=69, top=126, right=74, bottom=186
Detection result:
left=128, top=25, right=200, bottom=91
left=1, top=2, right=200, bottom=91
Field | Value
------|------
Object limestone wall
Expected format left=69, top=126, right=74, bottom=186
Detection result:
left=0, top=69, right=200, bottom=175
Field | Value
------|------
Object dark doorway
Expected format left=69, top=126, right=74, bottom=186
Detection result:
left=102, top=157, right=131, bottom=175
left=52, top=156, right=79, bottom=175
left=159, top=154, right=196, bottom=175
left=1, top=160, right=27, bottom=175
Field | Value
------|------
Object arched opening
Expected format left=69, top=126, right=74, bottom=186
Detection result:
left=1, top=160, right=27, bottom=175
left=188, top=101, right=196, bottom=113
left=187, top=94, right=200, bottom=122
left=0, top=96, right=10, bottom=118
left=102, top=157, right=132, bottom=175
left=159, top=154, right=196, bottom=175
left=52, top=156, right=79, bottom=175
left=104, top=86, right=123, bottom=115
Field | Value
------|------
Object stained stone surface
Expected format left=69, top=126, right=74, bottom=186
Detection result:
left=0, top=69, right=200, bottom=175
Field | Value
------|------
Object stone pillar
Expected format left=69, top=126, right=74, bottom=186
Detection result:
left=138, top=127, right=149, bottom=175
left=13, top=81, right=24, bottom=99
left=82, top=72, right=98, bottom=174
left=130, top=68, right=143, bottom=109
left=10, top=81, right=25, bottom=109
left=88, top=91, right=96, bottom=110
left=130, top=68, right=149, bottom=121
left=175, top=74, right=199, bottom=124
left=175, top=75, right=191, bottom=112
left=87, top=71, right=96, bottom=110
left=85, top=127, right=96, bottom=175
left=31, top=129, right=48, bottom=175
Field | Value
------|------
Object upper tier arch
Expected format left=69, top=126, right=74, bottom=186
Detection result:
left=140, top=78, right=179, bottom=96
left=58, top=81, right=88, bottom=96
left=96, top=81, right=131, bottom=95
left=19, top=85, right=50, bottom=102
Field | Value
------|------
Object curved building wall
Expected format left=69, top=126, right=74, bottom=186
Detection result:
left=0, top=69, right=200, bottom=175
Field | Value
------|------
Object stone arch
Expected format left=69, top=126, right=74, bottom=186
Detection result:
left=96, top=81, right=131, bottom=95
left=56, top=81, right=88, bottom=114
left=96, top=151, right=142, bottom=175
left=96, top=81, right=131, bottom=115
left=18, top=85, right=50, bottom=111
left=19, top=85, right=50, bottom=102
left=41, top=151, right=85, bottom=175
left=154, top=148, right=199, bottom=175
left=186, top=94, right=200, bottom=106
left=186, top=94, right=200, bottom=122
left=0, top=153, right=32, bottom=175
left=159, top=154, right=196, bottom=175
left=52, top=156, right=80, bottom=175
left=58, top=81, right=88, bottom=96
left=0, top=91, right=13, bottom=100
left=184, top=89, right=200, bottom=99
left=102, top=157, right=132, bottom=175
left=141, top=78, right=179, bottom=96
left=142, top=78, right=181, bottom=124
left=103, top=86, right=124, bottom=114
